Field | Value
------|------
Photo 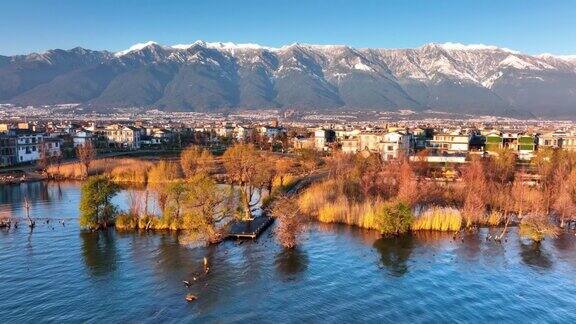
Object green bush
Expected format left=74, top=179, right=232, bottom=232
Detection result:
left=79, top=176, right=119, bottom=230
left=374, top=202, right=413, bottom=236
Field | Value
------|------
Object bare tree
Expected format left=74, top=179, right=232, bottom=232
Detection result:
left=76, top=142, right=96, bottom=178
left=271, top=195, right=307, bottom=248
left=24, top=196, right=35, bottom=229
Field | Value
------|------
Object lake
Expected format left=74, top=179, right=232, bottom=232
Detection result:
left=1, top=181, right=576, bottom=323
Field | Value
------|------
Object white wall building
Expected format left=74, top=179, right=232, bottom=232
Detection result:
left=104, top=125, right=141, bottom=149
left=16, top=132, right=43, bottom=163
left=378, top=131, right=411, bottom=161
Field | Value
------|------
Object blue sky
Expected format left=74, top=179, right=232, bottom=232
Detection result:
left=0, top=0, right=575, bottom=56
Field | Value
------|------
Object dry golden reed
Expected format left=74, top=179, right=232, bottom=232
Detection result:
left=411, top=207, right=462, bottom=231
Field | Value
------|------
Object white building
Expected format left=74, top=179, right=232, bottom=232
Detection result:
left=104, top=124, right=141, bottom=149
left=428, top=132, right=470, bottom=154
left=234, top=125, right=253, bottom=142
left=314, top=129, right=335, bottom=151
left=378, top=131, right=411, bottom=161
left=73, top=130, right=94, bottom=148
left=16, top=131, right=43, bottom=163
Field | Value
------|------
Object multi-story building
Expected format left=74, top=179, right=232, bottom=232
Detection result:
left=73, top=130, right=94, bottom=148
left=103, top=124, right=141, bottom=149
left=377, top=131, right=411, bottom=161
left=484, top=132, right=503, bottom=153
left=0, top=133, right=17, bottom=166
left=42, top=137, right=63, bottom=158
left=259, top=125, right=285, bottom=139
left=427, top=131, right=470, bottom=154
left=562, top=132, right=576, bottom=151
left=538, top=131, right=564, bottom=149
left=292, top=136, right=315, bottom=150
left=234, top=125, right=253, bottom=142
left=314, top=129, right=336, bottom=151
left=15, top=130, right=44, bottom=163
left=341, top=138, right=360, bottom=154
left=517, top=134, right=536, bottom=161
left=359, top=131, right=386, bottom=153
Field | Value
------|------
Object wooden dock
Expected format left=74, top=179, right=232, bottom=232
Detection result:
left=226, top=216, right=274, bottom=239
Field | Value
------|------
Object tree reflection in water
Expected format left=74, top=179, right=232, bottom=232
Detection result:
left=275, top=247, right=309, bottom=280
left=373, top=234, right=414, bottom=277
left=519, top=241, right=553, bottom=270
left=454, top=231, right=482, bottom=262
left=553, top=232, right=576, bottom=267
left=80, top=229, right=118, bottom=277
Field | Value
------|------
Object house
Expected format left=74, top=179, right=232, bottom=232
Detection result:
left=562, top=132, right=576, bottom=151
left=484, top=132, right=503, bottom=153
left=377, top=131, right=411, bottom=161
left=341, top=138, right=360, bottom=154
left=215, top=125, right=234, bottom=138
left=0, top=133, right=17, bottom=166
left=259, top=126, right=286, bottom=139
left=538, top=131, right=564, bottom=149
left=359, top=131, right=386, bottom=153
left=73, top=130, right=94, bottom=148
left=15, top=130, right=44, bottom=163
left=234, top=125, right=253, bottom=142
left=411, top=127, right=429, bottom=150
left=517, top=134, right=536, bottom=161
left=314, top=129, right=336, bottom=151
left=292, top=136, right=315, bottom=150
left=427, top=131, right=470, bottom=154
left=104, top=124, right=141, bottom=149
left=42, top=137, right=63, bottom=158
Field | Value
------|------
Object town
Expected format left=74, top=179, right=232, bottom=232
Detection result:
left=1, top=107, right=576, bottom=169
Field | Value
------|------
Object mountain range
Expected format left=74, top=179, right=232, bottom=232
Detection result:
left=1, top=41, right=576, bottom=117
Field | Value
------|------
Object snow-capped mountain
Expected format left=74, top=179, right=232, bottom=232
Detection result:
left=1, top=41, right=576, bottom=117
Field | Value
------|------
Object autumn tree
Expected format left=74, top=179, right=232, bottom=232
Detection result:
left=271, top=195, right=307, bottom=248
left=413, top=149, right=431, bottom=177
left=395, top=158, right=418, bottom=207
left=297, top=148, right=323, bottom=175
left=180, top=145, right=213, bottom=178
left=519, top=214, right=559, bottom=242
left=486, top=148, right=516, bottom=185
left=76, top=142, right=96, bottom=178
left=460, top=157, right=487, bottom=227
left=37, top=142, right=52, bottom=170
left=552, top=170, right=576, bottom=228
left=223, top=144, right=267, bottom=220
left=533, top=147, right=556, bottom=214
left=148, top=160, right=183, bottom=210
left=354, top=154, right=383, bottom=200
left=275, top=157, right=295, bottom=187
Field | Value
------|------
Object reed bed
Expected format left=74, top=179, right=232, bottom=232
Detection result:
left=47, top=158, right=151, bottom=180
left=411, top=207, right=462, bottom=231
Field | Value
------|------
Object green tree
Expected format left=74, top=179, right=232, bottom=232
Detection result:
left=182, top=174, right=234, bottom=242
left=374, top=202, right=413, bottom=236
left=79, top=176, right=120, bottom=229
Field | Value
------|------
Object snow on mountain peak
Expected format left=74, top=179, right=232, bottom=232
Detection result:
left=171, top=41, right=273, bottom=51
left=538, top=53, right=576, bottom=63
left=115, top=41, right=159, bottom=57
left=432, top=42, right=519, bottom=54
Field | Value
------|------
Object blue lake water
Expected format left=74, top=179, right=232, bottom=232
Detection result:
left=1, top=181, right=576, bottom=323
